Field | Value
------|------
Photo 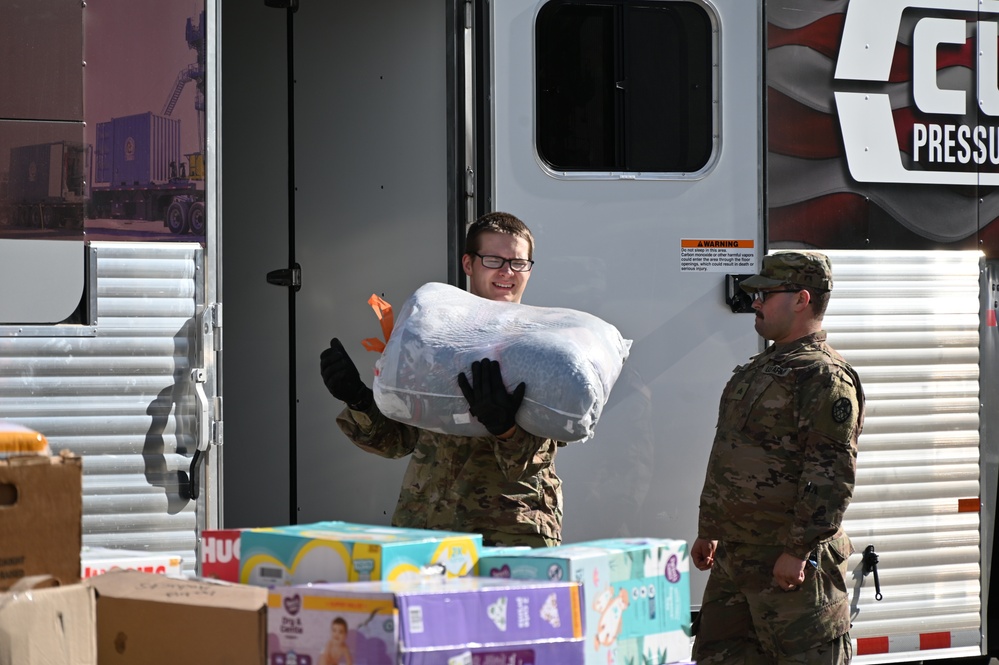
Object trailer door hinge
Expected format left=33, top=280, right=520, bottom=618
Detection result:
left=266, top=264, right=302, bottom=292
left=207, top=302, right=222, bottom=351
left=264, top=0, right=298, bottom=11
left=212, top=396, right=223, bottom=447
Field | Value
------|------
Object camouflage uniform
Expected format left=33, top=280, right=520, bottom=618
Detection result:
left=337, top=403, right=563, bottom=547
left=693, top=252, right=865, bottom=664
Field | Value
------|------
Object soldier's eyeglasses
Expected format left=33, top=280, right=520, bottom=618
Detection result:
left=752, top=289, right=801, bottom=303
left=473, top=253, right=534, bottom=272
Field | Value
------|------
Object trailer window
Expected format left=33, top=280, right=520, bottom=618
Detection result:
left=536, top=0, right=715, bottom=175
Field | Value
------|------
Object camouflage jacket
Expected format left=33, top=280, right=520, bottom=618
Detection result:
left=697, top=331, right=864, bottom=559
left=337, top=403, right=563, bottom=544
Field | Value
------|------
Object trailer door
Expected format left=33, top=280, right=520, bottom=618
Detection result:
left=481, top=0, right=762, bottom=606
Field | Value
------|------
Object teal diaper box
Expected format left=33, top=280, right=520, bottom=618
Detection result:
left=479, top=537, right=691, bottom=665
left=239, top=521, right=481, bottom=587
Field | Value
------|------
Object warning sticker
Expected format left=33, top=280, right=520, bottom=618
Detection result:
left=680, top=239, right=755, bottom=272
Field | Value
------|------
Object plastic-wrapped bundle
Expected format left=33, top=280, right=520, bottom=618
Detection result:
left=372, top=282, right=632, bottom=442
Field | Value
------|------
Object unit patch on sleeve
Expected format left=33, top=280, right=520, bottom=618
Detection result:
left=832, top=397, right=852, bottom=423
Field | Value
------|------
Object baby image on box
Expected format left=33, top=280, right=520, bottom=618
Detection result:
left=268, top=588, right=397, bottom=665
left=320, top=617, right=352, bottom=665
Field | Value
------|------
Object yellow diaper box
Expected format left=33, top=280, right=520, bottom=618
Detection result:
left=239, top=521, right=482, bottom=587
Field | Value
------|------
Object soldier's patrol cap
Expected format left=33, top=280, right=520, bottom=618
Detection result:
left=740, top=251, right=833, bottom=293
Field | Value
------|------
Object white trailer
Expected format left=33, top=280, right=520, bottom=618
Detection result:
left=226, top=1, right=999, bottom=661
left=2, top=0, right=997, bottom=662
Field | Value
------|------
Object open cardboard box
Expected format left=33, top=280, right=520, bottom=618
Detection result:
left=0, top=576, right=96, bottom=665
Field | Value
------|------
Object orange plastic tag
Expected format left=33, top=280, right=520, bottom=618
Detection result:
left=361, top=293, right=394, bottom=353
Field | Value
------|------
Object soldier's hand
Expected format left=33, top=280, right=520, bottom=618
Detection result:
left=457, top=358, right=525, bottom=438
left=773, top=552, right=807, bottom=591
left=320, top=338, right=373, bottom=409
left=691, top=538, right=717, bottom=571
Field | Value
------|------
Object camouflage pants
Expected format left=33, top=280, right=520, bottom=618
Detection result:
left=478, top=529, right=559, bottom=548
left=692, top=538, right=853, bottom=664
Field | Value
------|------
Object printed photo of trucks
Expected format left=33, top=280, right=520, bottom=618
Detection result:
left=0, top=9, right=204, bottom=236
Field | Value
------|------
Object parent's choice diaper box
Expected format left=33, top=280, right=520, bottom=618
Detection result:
left=240, top=521, right=482, bottom=587
left=268, top=576, right=585, bottom=665
left=479, top=538, right=691, bottom=665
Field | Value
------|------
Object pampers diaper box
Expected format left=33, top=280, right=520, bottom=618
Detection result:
left=267, top=576, right=585, bottom=665
left=240, top=521, right=482, bottom=587
left=479, top=538, right=691, bottom=665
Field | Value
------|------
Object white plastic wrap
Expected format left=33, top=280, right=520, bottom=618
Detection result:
left=372, top=282, right=632, bottom=442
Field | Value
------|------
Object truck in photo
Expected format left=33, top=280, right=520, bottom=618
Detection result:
left=6, top=140, right=88, bottom=229
left=89, top=111, right=205, bottom=235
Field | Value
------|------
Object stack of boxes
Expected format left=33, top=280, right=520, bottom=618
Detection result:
left=2, top=420, right=693, bottom=664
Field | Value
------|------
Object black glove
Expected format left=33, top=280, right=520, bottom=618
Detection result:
left=320, top=338, right=373, bottom=410
left=457, top=358, right=525, bottom=437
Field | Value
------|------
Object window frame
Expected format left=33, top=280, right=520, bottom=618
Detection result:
left=532, top=0, right=720, bottom=181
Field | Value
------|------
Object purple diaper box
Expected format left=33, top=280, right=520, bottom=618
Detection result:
left=268, top=576, right=585, bottom=665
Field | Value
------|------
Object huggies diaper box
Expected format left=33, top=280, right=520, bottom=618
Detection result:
left=200, top=528, right=245, bottom=581
left=240, top=521, right=482, bottom=587
left=267, top=576, right=585, bottom=665
left=479, top=538, right=691, bottom=665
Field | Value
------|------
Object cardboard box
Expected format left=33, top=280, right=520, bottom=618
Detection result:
left=80, top=546, right=184, bottom=579
left=0, top=578, right=96, bottom=665
left=0, top=452, right=82, bottom=590
left=479, top=538, right=692, bottom=665
left=268, top=576, right=585, bottom=664
left=87, top=569, right=267, bottom=664
left=240, top=521, right=482, bottom=587
left=199, top=528, right=244, bottom=581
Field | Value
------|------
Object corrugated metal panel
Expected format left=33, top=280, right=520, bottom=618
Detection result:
left=822, top=250, right=983, bottom=662
left=0, top=241, right=204, bottom=573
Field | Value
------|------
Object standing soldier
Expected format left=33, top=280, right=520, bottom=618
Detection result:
left=691, top=251, right=865, bottom=664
